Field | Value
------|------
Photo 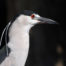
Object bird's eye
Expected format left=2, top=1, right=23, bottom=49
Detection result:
left=31, top=14, right=35, bottom=19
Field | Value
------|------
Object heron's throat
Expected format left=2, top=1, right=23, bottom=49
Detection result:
left=7, top=23, right=33, bottom=66
left=8, top=24, right=33, bottom=50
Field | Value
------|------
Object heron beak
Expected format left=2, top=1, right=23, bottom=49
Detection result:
left=37, top=17, right=58, bottom=24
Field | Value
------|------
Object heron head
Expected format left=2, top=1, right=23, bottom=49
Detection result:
left=16, top=10, right=58, bottom=25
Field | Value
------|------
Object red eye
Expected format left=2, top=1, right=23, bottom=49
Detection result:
left=31, top=14, right=35, bottom=19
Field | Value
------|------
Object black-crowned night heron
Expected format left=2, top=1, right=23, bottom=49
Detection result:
left=0, top=10, right=58, bottom=66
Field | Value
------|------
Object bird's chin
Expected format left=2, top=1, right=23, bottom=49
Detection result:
left=38, top=21, right=47, bottom=24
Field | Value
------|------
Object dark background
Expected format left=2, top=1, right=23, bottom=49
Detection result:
left=0, top=0, right=65, bottom=66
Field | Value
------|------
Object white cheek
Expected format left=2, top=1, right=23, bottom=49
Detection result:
left=27, top=17, right=39, bottom=24
left=31, top=20, right=40, bottom=24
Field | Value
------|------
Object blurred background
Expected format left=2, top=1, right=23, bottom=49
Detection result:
left=0, top=0, right=65, bottom=66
